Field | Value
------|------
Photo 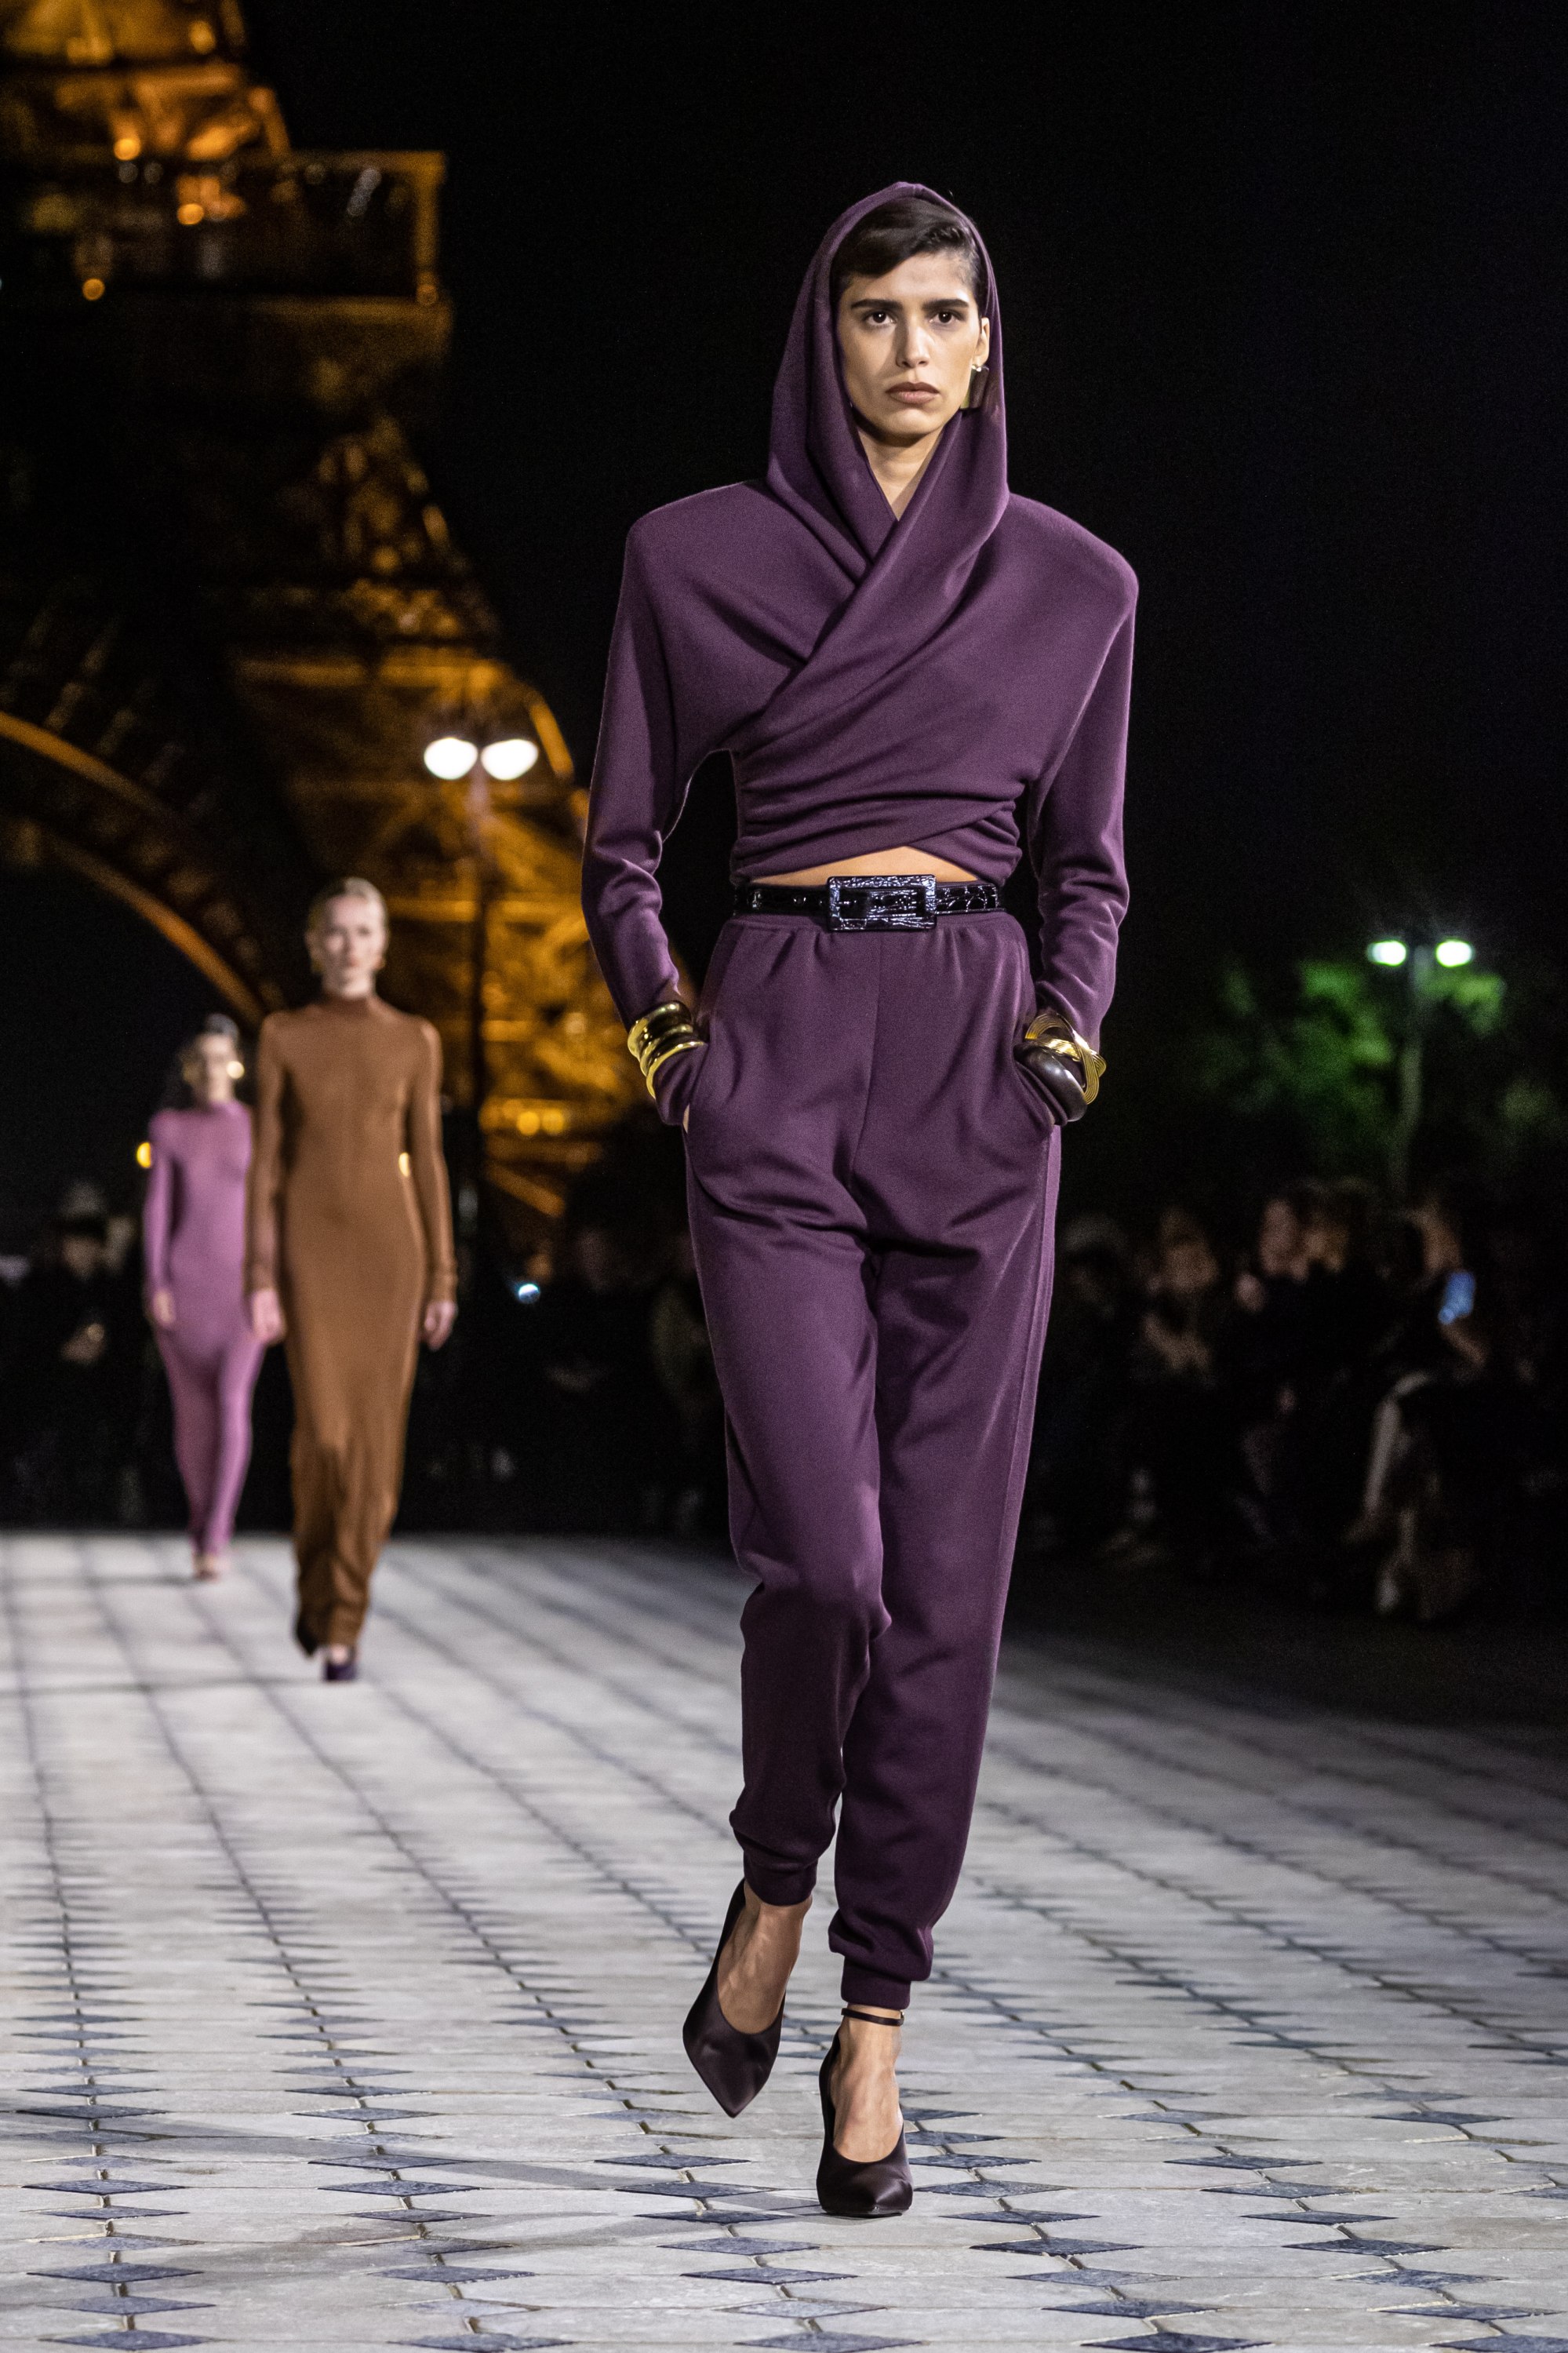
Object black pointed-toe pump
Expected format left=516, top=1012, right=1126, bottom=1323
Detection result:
left=682, top=1881, right=783, bottom=2117
left=816, top=2007, right=913, bottom=2218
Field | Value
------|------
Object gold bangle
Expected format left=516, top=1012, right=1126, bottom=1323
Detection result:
left=1024, top=1008, right=1106, bottom=1105
left=627, top=1001, right=690, bottom=1064
left=628, top=1002, right=702, bottom=1095
left=642, top=1035, right=703, bottom=1098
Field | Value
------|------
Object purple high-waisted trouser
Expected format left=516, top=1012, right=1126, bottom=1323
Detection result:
left=683, top=906, right=1060, bottom=2009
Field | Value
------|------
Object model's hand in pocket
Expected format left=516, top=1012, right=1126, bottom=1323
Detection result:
left=1013, top=1007, right=1105, bottom=1126
left=628, top=1000, right=707, bottom=1128
left=652, top=1040, right=708, bottom=1130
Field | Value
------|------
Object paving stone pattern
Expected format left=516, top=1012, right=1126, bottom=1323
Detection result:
left=2, top=1532, right=1567, bottom=2349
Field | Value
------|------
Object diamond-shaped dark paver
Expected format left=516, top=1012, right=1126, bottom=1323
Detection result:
left=26, top=2180, right=181, bottom=2195
left=56, top=2300, right=211, bottom=2318
left=747, top=2337, right=919, bottom=2353
left=35, top=2266, right=198, bottom=2285
left=690, top=2265, right=849, bottom=2282
left=1439, top=2341, right=1568, bottom=2353
left=1090, top=2338, right=1264, bottom=2353
left=1439, top=2341, right=1568, bottom=2352
left=402, top=2339, right=567, bottom=2351
left=51, top=2337, right=206, bottom=2351
left=974, top=2235, right=1137, bottom=2256
left=380, top=2264, right=534, bottom=2281
left=322, top=2179, right=478, bottom=2197
left=661, top=2238, right=822, bottom=2253
left=1048, top=2304, right=1207, bottom=2319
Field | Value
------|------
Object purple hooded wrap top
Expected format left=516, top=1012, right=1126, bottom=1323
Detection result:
left=583, top=183, right=1135, bottom=1041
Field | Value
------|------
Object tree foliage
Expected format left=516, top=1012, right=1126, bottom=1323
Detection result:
left=1191, top=952, right=1561, bottom=1191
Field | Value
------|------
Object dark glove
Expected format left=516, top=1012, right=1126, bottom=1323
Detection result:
left=1015, top=1038, right=1089, bottom=1124
left=650, top=1040, right=708, bottom=1128
left=1013, top=1007, right=1105, bottom=1127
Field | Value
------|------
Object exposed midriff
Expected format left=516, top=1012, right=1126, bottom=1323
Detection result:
left=757, top=843, right=980, bottom=886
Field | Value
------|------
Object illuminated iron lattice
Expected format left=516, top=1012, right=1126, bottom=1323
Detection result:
left=0, top=0, right=639, bottom=1230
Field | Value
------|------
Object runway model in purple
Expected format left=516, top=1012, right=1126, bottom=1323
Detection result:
left=144, top=1017, right=264, bottom=1580
left=584, top=185, right=1134, bottom=2211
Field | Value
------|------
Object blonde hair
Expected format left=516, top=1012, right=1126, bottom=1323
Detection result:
left=305, top=876, right=388, bottom=938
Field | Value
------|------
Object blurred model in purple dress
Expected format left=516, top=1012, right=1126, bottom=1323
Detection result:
left=144, top=1017, right=264, bottom=1579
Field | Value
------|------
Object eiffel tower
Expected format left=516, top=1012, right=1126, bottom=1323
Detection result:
left=0, top=0, right=638, bottom=1232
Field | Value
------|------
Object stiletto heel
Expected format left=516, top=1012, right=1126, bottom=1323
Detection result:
left=682, top=1881, right=783, bottom=2116
left=816, top=2006, right=912, bottom=2217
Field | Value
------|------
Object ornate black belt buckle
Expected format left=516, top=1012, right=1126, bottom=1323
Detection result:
left=825, top=873, right=938, bottom=932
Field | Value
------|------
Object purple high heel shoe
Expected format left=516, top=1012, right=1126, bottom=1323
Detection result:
left=816, top=2008, right=912, bottom=2217
left=682, top=1881, right=782, bottom=2116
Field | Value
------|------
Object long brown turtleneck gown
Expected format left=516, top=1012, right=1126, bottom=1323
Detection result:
left=246, top=995, right=457, bottom=1652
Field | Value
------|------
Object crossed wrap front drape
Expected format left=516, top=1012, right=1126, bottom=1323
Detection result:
left=583, top=180, right=1135, bottom=1040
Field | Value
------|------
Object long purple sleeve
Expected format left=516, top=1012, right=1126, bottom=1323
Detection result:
left=1025, top=608, right=1134, bottom=1044
left=581, top=531, right=697, bottom=1023
left=143, top=1120, right=175, bottom=1297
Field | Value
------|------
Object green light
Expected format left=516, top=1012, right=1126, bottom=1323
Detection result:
left=1435, top=938, right=1474, bottom=967
left=1366, top=939, right=1408, bottom=967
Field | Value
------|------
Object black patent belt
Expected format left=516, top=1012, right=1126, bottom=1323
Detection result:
left=733, top=874, right=1001, bottom=932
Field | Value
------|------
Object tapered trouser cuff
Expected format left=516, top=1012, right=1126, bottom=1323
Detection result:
left=839, top=1963, right=911, bottom=2012
left=740, top=1851, right=817, bottom=1910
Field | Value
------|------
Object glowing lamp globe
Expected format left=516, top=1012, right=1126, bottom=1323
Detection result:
left=1366, top=939, right=1408, bottom=967
left=424, top=736, right=478, bottom=780
left=1434, top=938, right=1474, bottom=967
left=479, top=738, right=540, bottom=780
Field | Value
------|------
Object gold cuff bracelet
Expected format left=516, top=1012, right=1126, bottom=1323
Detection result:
left=1023, top=1007, right=1106, bottom=1105
left=627, top=1002, right=703, bottom=1098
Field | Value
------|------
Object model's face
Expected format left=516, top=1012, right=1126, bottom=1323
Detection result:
left=184, top=1033, right=239, bottom=1105
left=835, top=253, right=990, bottom=452
left=309, top=895, right=387, bottom=999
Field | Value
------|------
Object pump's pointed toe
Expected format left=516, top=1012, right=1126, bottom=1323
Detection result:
left=682, top=1881, right=782, bottom=2118
left=815, top=2024, right=913, bottom=2218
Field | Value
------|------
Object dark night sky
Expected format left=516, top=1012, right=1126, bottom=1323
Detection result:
left=242, top=2, right=1565, bottom=965
left=4, top=5, right=1564, bottom=1237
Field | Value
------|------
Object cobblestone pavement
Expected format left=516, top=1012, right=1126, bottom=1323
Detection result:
left=4, top=1532, right=1568, bottom=2351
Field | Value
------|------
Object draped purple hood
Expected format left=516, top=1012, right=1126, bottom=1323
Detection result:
left=766, top=182, right=1009, bottom=590
left=584, top=184, right=1136, bottom=1037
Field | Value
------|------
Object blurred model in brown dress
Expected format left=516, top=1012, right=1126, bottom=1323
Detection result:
left=246, top=878, right=457, bottom=1681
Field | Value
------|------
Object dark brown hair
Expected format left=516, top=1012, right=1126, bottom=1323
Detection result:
left=829, top=195, right=986, bottom=313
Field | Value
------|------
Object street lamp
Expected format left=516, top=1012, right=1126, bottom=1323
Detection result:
left=424, top=734, right=478, bottom=779
left=423, top=734, right=540, bottom=781
left=1365, top=933, right=1478, bottom=1197
left=479, top=738, right=539, bottom=780
left=420, top=726, right=543, bottom=1216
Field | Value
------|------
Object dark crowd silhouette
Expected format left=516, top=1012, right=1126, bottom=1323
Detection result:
left=2, top=1111, right=1564, bottom=1627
